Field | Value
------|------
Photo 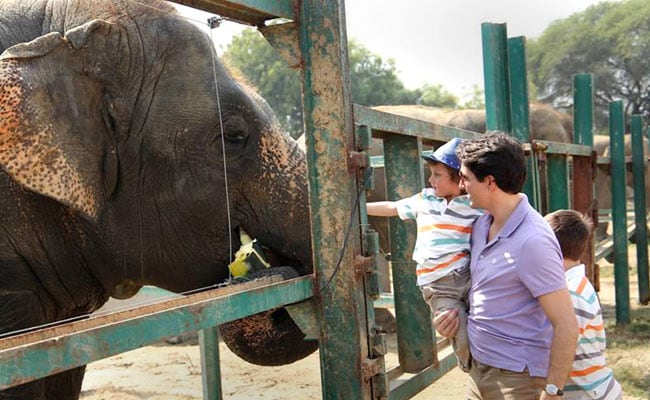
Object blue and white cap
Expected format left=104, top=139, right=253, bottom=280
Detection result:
left=421, top=137, right=463, bottom=171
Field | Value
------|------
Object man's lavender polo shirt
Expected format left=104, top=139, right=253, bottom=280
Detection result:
left=467, top=194, right=566, bottom=377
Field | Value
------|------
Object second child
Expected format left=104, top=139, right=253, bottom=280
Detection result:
left=545, top=209, right=623, bottom=400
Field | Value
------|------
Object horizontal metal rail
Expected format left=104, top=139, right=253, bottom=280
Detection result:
left=354, top=105, right=476, bottom=142
left=169, top=0, right=294, bottom=25
left=0, top=275, right=313, bottom=390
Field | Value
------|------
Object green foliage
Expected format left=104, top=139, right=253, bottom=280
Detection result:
left=222, top=29, right=303, bottom=138
left=458, top=84, right=485, bottom=109
left=527, top=0, right=650, bottom=130
left=415, top=83, right=458, bottom=108
left=223, top=30, right=460, bottom=137
left=347, top=40, right=422, bottom=106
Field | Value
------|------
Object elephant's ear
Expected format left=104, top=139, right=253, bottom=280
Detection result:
left=0, top=20, right=118, bottom=221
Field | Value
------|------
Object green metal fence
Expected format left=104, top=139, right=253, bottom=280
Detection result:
left=1, top=2, right=647, bottom=400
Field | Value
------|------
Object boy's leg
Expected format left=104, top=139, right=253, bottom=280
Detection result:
left=421, top=266, right=471, bottom=371
left=419, top=285, right=440, bottom=367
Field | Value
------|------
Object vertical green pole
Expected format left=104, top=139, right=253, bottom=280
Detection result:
left=508, top=36, right=540, bottom=210
left=631, top=115, right=649, bottom=305
left=572, top=74, right=596, bottom=284
left=481, top=23, right=511, bottom=132
left=299, top=1, right=370, bottom=398
left=384, top=136, right=434, bottom=373
left=574, top=75, right=594, bottom=147
left=609, top=101, right=630, bottom=324
left=199, top=327, right=222, bottom=400
left=547, top=156, right=570, bottom=212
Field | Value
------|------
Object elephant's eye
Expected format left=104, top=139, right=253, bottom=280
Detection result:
left=222, top=115, right=249, bottom=143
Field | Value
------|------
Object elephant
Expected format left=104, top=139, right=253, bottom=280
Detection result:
left=592, top=134, right=650, bottom=240
left=374, top=102, right=573, bottom=143
left=0, top=0, right=316, bottom=398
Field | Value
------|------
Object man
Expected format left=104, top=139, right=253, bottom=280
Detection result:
left=435, top=132, right=578, bottom=399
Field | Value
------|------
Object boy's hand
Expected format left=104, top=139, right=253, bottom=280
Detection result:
left=433, top=309, right=459, bottom=338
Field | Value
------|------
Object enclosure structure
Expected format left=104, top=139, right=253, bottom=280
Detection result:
left=0, top=1, right=647, bottom=399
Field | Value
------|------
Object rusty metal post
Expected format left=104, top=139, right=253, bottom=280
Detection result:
left=573, top=74, right=596, bottom=286
left=298, top=0, right=371, bottom=398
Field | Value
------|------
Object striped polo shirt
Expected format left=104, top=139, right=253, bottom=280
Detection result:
left=564, top=264, right=622, bottom=400
left=396, top=190, right=482, bottom=286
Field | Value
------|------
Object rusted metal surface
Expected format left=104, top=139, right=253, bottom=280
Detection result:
left=0, top=276, right=312, bottom=389
left=259, top=22, right=301, bottom=68
left=299, top=0, right=371, bottom=398
left=573, top=74, right=596, bottom=285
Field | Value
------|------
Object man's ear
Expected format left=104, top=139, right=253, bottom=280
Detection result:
left=0, top=20, right=119, bottom=221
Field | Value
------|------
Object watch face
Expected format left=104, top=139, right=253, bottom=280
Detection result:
left=545, top=384, right=559, bottom=395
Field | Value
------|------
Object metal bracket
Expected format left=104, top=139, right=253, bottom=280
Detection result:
left=207, top=16, right=222, bottom=29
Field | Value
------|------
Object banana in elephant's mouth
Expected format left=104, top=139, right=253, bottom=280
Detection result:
left=228, top=228, right=270, bottom=278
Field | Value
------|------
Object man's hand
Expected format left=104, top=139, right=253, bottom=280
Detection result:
left=433, top=308, right=459, bottom=338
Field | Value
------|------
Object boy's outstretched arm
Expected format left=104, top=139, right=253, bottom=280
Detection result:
left=367, top=201, right=399, bottom=217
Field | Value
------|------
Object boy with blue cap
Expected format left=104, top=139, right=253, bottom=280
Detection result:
left=367, top=137, right=482, bottom=372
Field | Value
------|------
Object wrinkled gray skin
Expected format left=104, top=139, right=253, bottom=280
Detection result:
left=593, top=135, right=650, bottom=240
left=367, top=104, right=572, bottom=251
left=0, top=1, right=315, bottom=398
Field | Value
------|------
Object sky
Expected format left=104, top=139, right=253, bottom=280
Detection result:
left=174, top=0, right=619, bottom=99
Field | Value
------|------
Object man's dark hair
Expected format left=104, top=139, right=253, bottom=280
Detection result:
left=544, top=209, right=593, bottom=261
left=455, top=131, right=526, bottom=194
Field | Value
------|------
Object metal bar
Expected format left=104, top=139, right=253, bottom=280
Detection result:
left=547, top=153, right=570, bottom=211
left=0, top=276, right=313, bottom=389
left=384, top=135, right=435, bottom=373
left=298, top=0, right=370, bottom=398
left=199, top=326, right=222, bottom=400
left=542, top=141, right=592, bottom=157
left=481, top=23, right=511, bottom=132
left=574, top=74, right=594, bottom=147
left=354, top=105, right=477, bottom=142
left=387, top=352, right=457, bottom=400
left=508, top=36, right=540, bottom=210
left=168, top=0, right=294, bottom=26
left=609, top=100, right=631, bottom=324
left=631, top=115, right=649, bottom=305
left=572, top=75, right=596, bottom=285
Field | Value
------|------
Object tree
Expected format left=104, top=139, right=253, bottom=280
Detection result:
left=222, top=29, right=303, bottom=137
left=347, top=40, right=422, bottom=106
left=416, top=83, right=459, bottom=108
left=458, top=84, right=485, bottom=109
left=223, top=30, right=459, bottom=137
left=527, top=0, right=650, bottom=131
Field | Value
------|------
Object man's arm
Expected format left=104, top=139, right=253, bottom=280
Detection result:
left=538, top=288, right=579, bottom=399
left=367, top=201, right=398, bottom=217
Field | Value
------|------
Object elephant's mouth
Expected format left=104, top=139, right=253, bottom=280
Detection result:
left=228, top=227, right=310, bottom=278
left=220, top=228, right=318, bottom=366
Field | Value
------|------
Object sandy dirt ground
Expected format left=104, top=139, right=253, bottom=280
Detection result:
left=80, top=262, right=647, bottom=400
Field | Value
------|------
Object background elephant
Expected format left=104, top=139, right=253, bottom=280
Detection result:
left=592, top=134, right=650, bottom=240
left=374, top=103, right=572, bottom=142
left=0, top=1, right=316, bottom=398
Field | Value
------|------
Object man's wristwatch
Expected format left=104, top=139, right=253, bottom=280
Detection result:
left=545, top=383, right=564, bottom=396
